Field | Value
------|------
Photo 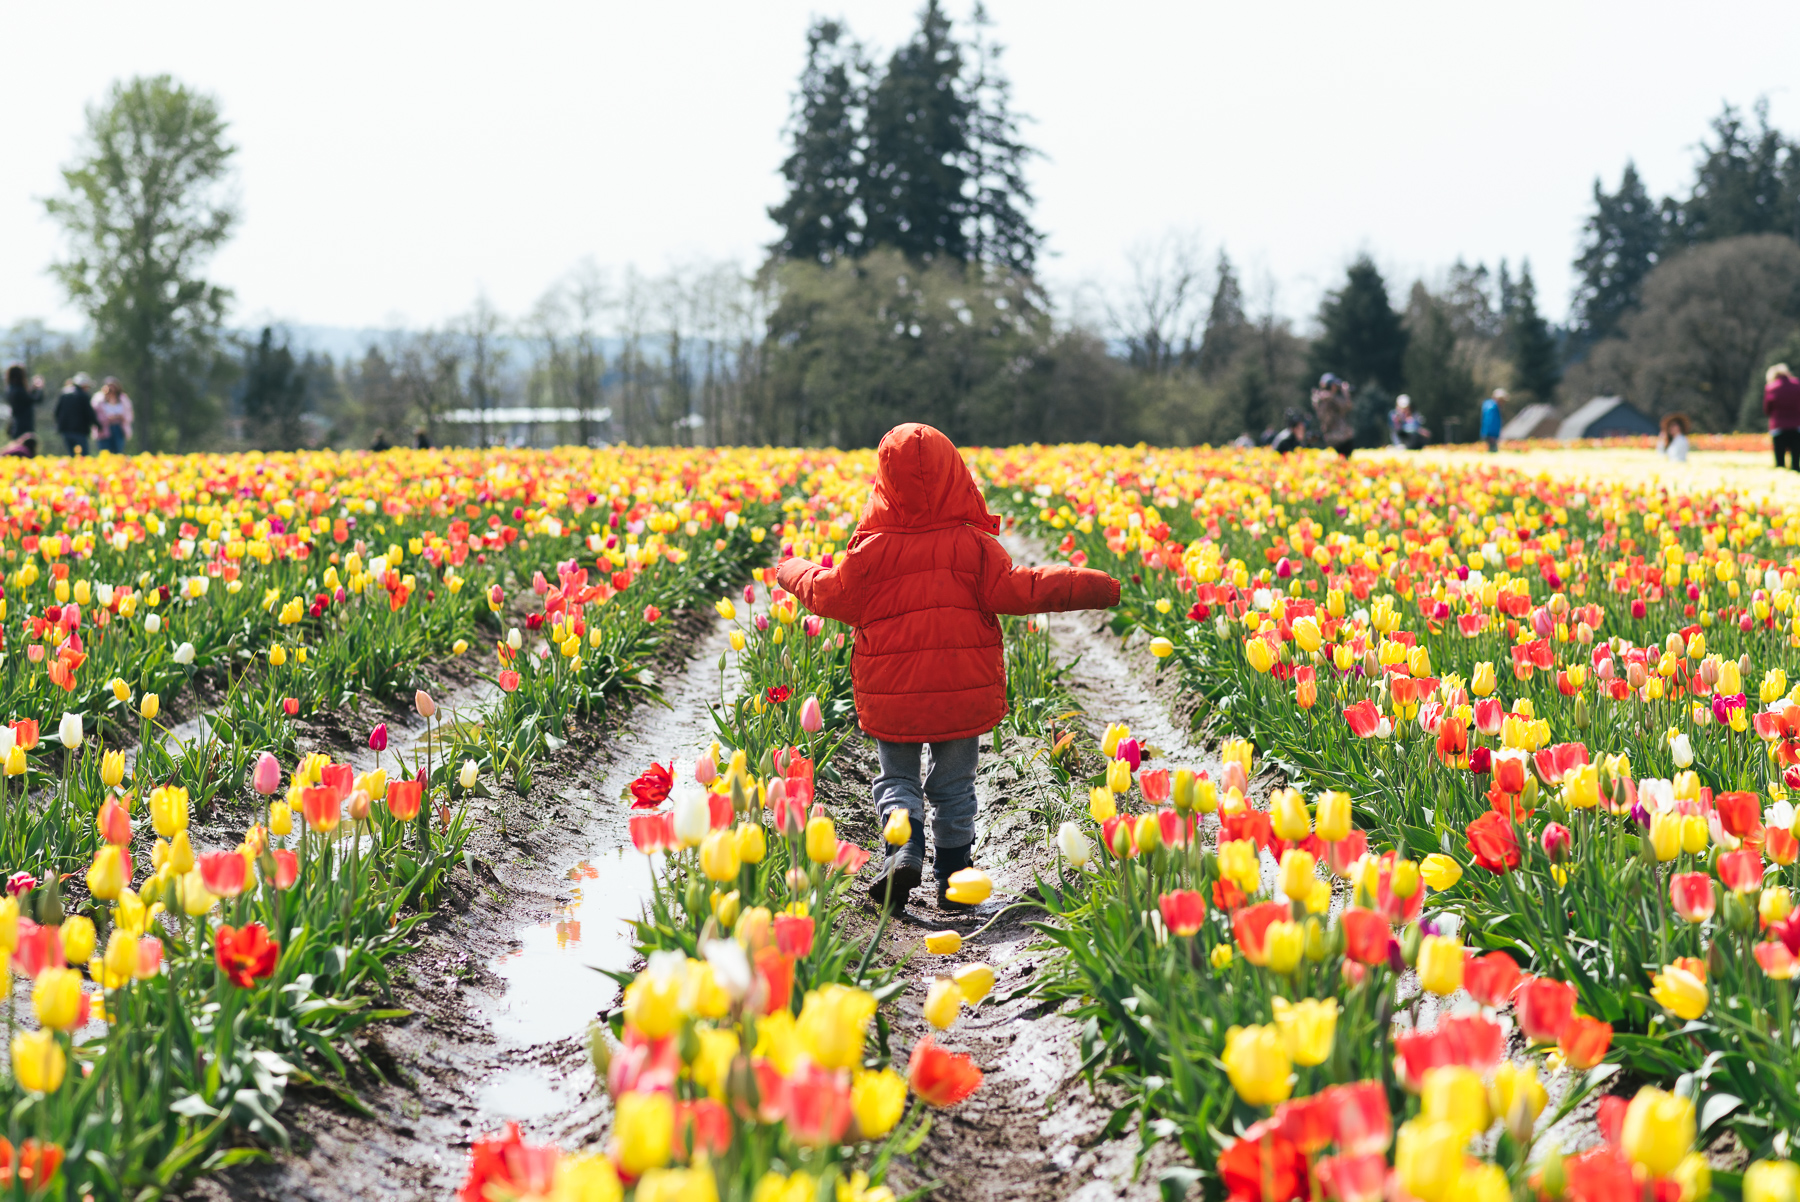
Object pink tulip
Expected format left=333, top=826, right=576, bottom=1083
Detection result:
left=532, top=571, right=549, bottom=596
left=800, top=696, right=823, bottom=733
left=695, top=754, right=717, bottom=786
left=415, top=690, right=436, bottom=719
left=369, top=723, right=389, bottom=752
left=252, top=752, right=282, bottom=796
left=803, top=616, right=824, bottom=638
left=743, top=584, right=757, bottom=605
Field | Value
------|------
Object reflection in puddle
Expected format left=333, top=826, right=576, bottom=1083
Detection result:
left=488, top=842, right=654, bottom=1045
left=480, top=1065, right=576, bottom=1121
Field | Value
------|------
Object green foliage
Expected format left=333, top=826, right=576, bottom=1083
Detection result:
left=1666, top=98, right=1800, bottom=248
left=1401, top=286, right=1477, bottom=442
left=769, top=21, right=870, bottom=265
left=45, top=75, right=237, bottom=452
left=1309, top=256, right=1408, bottom=399
left=1504, top=261, right=1561, bottom=407
left=1571, top=161, right=1664, bottom=351
left=238, top=329, right=310, bottom=451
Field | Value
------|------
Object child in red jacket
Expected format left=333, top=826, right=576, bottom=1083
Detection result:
left=776, top=423, right=1119, bottom=910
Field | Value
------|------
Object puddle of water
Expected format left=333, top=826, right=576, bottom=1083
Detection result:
left=486, top=843, right=655, bottom=1046
left=480, top=1064, right=582, bottom=1121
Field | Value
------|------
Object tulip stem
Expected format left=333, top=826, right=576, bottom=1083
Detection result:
left=853, top=903, right=892, bottom=984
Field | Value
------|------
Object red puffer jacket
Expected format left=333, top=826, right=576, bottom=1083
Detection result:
left=776, top=424, right=1119, bottom=743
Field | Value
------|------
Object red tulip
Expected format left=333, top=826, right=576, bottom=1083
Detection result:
left=1344, top=700, right=1381, bottom=739
left=1473, top=697, right=1504, bottom=735
left=301, top=786, right=342, bottom=833
left=672, top=1098, right=734, bottom=1160
left=1533, top=742, right=1589, bottom=783
left=832, top=841, right=871, bottom=874
left=498, top=669, right=521, bottom=692
left=368, top=723, right=389, bottom=752
left=1670, top=871, right=1717, bottom=922
left=281, top=697, right=299, bottom=716
left=460, top=1123, right=559, bottom=1202
left=1558, top=1015, right=1613, bottom=1069
left=1564, top=1146, right=1636, bottom=1202
left=1718, top=848, right=1765, bottom=894
left=753, top=947, right=794, bottom=1016
left=628, top=812, right=675, bottom=854
left=1313, top=1152, right=1389, bottom=1202
left=198, top=849, right=249, bottom=898
left=11, top=720, right=38, bottom=750
left=10, top=920, right=65, bottom=979
left=629, top=762, right=673, bottom=809
left=97, top=797, right=132, bottom=846
left=1462, top=949, right=1523, bottom=1007
left=1270, top=1093, right=1335, bottom=1154
left=271, top=849, right=299, bottom=891
left=1325, top=828, right=1368, bottom=877
left=1465, top=811, right=1521, bottom=874
left=708, top=792, right=733, bottom=830
left=1491, top=750, right=1528, bottom=794
left=215, top=922, right=279, bottom=987
left=1157, top=890, right=1206, bottom=937
left=1232, top=901, right=1291, bottom=967
left=1139, top=769, right=1171, bottom=804
left=774, top=914, right=814, bottom=958
left=386, top=778, right=424, bottom=822
left=1322, top=1081, right=1392, bottom=1158
left=1217, top=1124, right=1308, bottom=1202
left=1540, top=822, right=1573, bottom=862
left=1393, top=1014, right=1506, bottom=1085
left=907, top=1036, right=982, bottom=1106
left=1340, top=907, right=1391, bottom=966
left=1716, top=791, right=1762, bottom=837
left=1468, top=745, right=1492, bottom=775
left=319, top=762, right=355, bottom=800
left=1596, top=1095, right=1628, bottom=1145
left=1769, top=827, right=1800, bottom=866
left=1514, top=975, right=1576, bottom=1042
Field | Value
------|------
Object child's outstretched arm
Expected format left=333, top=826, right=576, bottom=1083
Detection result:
left=775, top=553, right=865, bottom=626
left=979, top=539, right=1119, bottom=615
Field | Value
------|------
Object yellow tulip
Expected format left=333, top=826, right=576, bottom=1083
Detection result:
left=1314, top=791, right=1351, bottom=842
left=1133, top=813, right=1161, bottom=855
left=270, top=801, right=293, bottom=836
left=1649, top=812, right=1682, bottom=862
left=923, top=977, right=962, bottom=1029
left=795, top=984, right=877, bottom=1070
left=1420, top=853, right=1463, bottom=891
left=734, top=822, right=766, bottom=865
left=1264, top=920, right=1304, bottom=974
left=1681, top=813, right=1710, bottom=855
left=851, top=1068, right=907, bottom=1138
left=945, top=868, right=992, bottom=905
left=1489, top=1060, right=1548, bottom=1138
left=1417, top=935, right=1464, bottom=995
left=1210, top=943, right=1233, bottom=970
left=1221, top=1023, right=1291, bottom=1106
left=1270, top=788, right=1310, bottom=840
left=110, top=677, right=130, bottom=703
left=1421, top=1065, right=1490, bottom=1136
left=32, top=967, right=84, bottom=1032
left=1470, top=662, right=1497, bottom=697
left=1763, top=887, right=1794, bottom=928
left=1101, top=723, right=1129, bottom=756
left=101, top=749, right=125, bottom=788
left=169, top=829, right=195, bottom=874
left=954, top=962, right=995, bottom=1005
left=1394, top=1119, right=1465, bottom=1202
left=60, top=915, right=96, bottom=966
left=611, top=1090, right=673, bottom=1177
left=699, top=830, right=740, bottom=882
left=1652, top=963, right=1709, bottom=1021
left=804, top=815, right=837, bottom=864
left=883, top=809, right=912, bottom=846
left=1459, top=1163, right=1511, bottom=1202
left=1744, top=1160, right=1800, bottom=1202
left=11, top=1029, right=65, bottom=1094
left=1291, top=616, right=1322, bottom=653
left=753, top=1009, right=800, bottom=1075
left=150, top=785, right=189, bottom=837
left=1244, top=637, right=1276, bottom=673
left=1278, top=849, right=1315, bottom=900
left=1621, top=1086, right=1694, bottom=1179
left=86, top=845, right=126, bottom=902
left=140, top=693, right=160, bottom=721
left=1218, top=839, right=1261, bottom=893
left=1270, top=996, right=1336, bottom=1067
left=176, top=870, right=216, bottom=917
left=623, top=972, right=682, bottom=1040
left=552, top=1156, right=622, bottom=1202
left=1106, top=758, right=1132, bottom=795
left=1148, top=636, right=1174, bottom=658
left=925, top=930, right=962, bottom=955
left=1088, top=786, right=1117, bottom=823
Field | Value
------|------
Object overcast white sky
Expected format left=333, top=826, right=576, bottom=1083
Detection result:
left=3, top=1, right=1796, bottom=337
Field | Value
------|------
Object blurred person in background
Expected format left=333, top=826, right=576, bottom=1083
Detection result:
left=93, top=377, right=133, bottom=453
left=1270, top=409, right=1307, bottom=455
left=1312, top=374, right=1356, bottom=459
left=1658, top=413, right=1690, bottom=463
left=54, top=373, right=96, bottom=456
left=1481, top=388, right=1506, bottom=453
left=5, top=365, right=41, bottom=439
left=1768, top=364, right=1800, bottom=471
left=1389, top=394, right=1428, bottom=449
left=415, top=426, right=431, bottom=449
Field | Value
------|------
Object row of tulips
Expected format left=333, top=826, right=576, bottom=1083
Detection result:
left=459, top=458, right=1016, bottom=1202
left=0, top=447, right=823, bottom=1198
left=974, top=444, right=1800, bottom=1199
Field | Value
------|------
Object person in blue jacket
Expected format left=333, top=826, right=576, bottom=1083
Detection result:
left=1480, top=387, right=1507, bottom=452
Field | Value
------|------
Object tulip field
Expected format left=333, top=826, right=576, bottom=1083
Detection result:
left=8, top=440, right=1800, bottom=1202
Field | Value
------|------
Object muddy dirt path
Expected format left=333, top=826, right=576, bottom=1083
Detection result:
left=191, top=613, right=737, bottom=1202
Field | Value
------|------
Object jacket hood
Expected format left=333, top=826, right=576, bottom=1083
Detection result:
left=858, top=423, right=999, bottom=535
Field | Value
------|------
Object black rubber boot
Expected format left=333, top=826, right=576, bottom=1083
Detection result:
left=934, top=842, right=975, bottom=912
left=867, top=819, right=926, bottom=910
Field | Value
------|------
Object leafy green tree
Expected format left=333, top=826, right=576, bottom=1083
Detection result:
left=862, top=2, right=973, bottom=263
left=1402, top=283, right=1476, bottom=441
left=768, top=21, right=869, bottom=264
left=45, top=75, right=237, bottom=451
left=238, top=328, right=308, bottom=450
left=1667, top=99, right=1799, bottom=246
left=1571, top=163, right=1663, bottom=352
left=1196, top=251, right=1248, bottom=380
left=1310, top=256, right=1407, bottom=396
left=1504, top=261, right=1561, bottom=405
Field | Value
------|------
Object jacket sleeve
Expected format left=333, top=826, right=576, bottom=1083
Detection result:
left=980, top=539, right=1120, bottom=616
left=775, top=555, right=864, bottom=626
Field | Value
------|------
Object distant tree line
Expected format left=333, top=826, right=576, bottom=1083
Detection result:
left=16, top=17, right=1800, bottom=452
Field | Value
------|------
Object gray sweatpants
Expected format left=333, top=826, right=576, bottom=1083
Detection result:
left=873, top=737, right=979, bottom=852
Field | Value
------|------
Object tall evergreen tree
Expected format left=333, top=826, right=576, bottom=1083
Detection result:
left=960, top=3, right=1041, bottom=272
left=1196, top=250, right=1247, bottom=379
left=239, top=327, right=307, bottom=450
left=1571, top=162, right=1663, bottom=350
left=1667, top=99, right=1799, bottom=246
left=862, top=1, right=973, bottom=263
left=767, top=21, right=868, bottom=264
left=1402, top=283, right=1475, bottom=440
left=1310, top=256, right=1408, bottom=395
left=1505, top=261, right=1561, bottom=405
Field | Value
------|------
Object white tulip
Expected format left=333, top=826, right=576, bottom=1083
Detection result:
left=1639, top=778, right=1676, bottom=814
left=172, top=642, right=196, bottom=665
left=702, top=937, right=752, bottom=1001
left=144, top=613, right=162, bottom=633
left=1057, top=821, right=1092, bottom=869
left=0, top=726, right=14, bottom=756
left=506, top=628, right=523, bottom=651
left=1669, top=732, right=1694, bottom=768
left=459, top=759, right=479, bottom=789
left=671, top=782, right=711, bottom=848
left=58, top=712, right=83, bottom=750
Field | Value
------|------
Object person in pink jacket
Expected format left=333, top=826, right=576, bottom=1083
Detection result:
left=1765, top=364, right=1800, bottom=470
